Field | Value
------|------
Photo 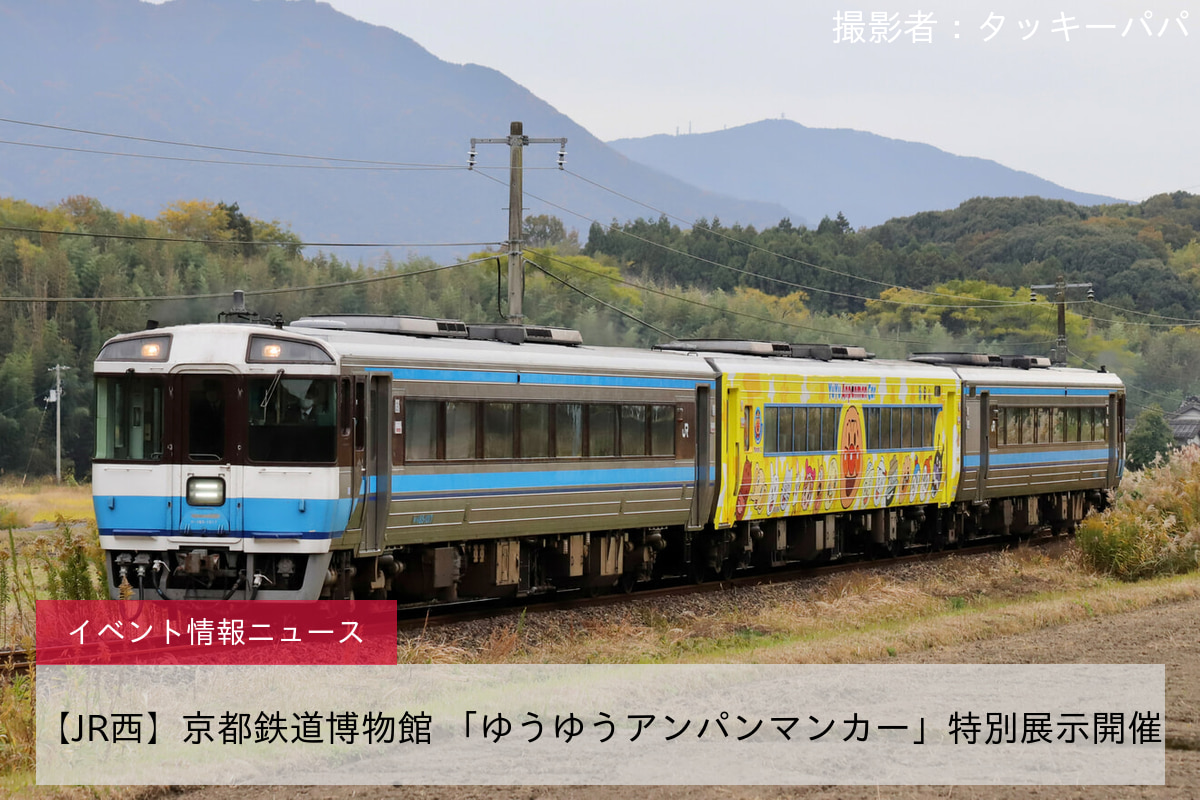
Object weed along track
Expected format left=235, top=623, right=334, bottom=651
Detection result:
left=396, top=534, right=1105, bottom=661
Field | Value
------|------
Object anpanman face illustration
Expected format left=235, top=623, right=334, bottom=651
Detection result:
left=840, top=405, right=864, bottom=508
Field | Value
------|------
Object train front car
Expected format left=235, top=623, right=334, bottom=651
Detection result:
left=925, top=353, right=1126, bottom=534
left=93, top=324, right=346, bottom=600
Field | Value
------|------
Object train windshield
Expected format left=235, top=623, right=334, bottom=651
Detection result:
left=94, top=375, right=165, bottom=461
left=247, top=376, right=337, bottom=463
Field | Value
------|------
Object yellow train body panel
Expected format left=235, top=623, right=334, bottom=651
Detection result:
left=714, top=366, right=962, bottom=528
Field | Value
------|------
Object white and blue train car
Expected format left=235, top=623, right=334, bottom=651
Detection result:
left=916, top=353, right=1125, bottom=536
left=92, top=313, right=717, bottom=600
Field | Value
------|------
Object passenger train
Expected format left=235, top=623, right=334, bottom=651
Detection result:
left=91, top=296, right=1125, bottom=600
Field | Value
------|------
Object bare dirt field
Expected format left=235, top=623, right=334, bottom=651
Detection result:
left=163, top=593, right=1200, bottom=800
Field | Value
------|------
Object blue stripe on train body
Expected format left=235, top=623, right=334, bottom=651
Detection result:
left=963, top=448, right=1110, bottom=469
left=365, top=366, right=710, bottom=392
left=96, top=496, right=352, bottom=539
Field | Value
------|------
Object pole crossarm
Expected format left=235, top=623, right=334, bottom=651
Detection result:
left=469, top=121, right=566, bottom=322
left=1030, top=275, right=1095, bottom=367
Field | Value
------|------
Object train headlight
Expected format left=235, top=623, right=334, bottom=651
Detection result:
left=187, top=477, right=225, bottom=507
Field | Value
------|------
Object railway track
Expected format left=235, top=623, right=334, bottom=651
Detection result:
left=0, top=533, right=1065, bottom=672
left=396, top=533, right=1064, bottom=631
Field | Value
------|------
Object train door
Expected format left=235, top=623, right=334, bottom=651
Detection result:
left=360, top=374, right=392, bottom=555
left=1107, top=392, right=1121, bottom=485
left=975, top=390, right=990, bottom=501
left=348, top=378, right=366, bottom=530
left=689, top=384, right=712, bottom=529
left=176, top=374, right=243, bottom=537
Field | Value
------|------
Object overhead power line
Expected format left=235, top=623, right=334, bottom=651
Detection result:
left=0, top=225, right=499, bottom=250
left=479, top=169, right=1058, bottom=312
left=530, top=250, right=1055, bottom=349
left=566, top=168, right=1043, bottom=308
left=524, top=257, right=673, bottom=339
left=0, top=255, right=496, bottom=303
left=0, top=138, right=468, bottom=171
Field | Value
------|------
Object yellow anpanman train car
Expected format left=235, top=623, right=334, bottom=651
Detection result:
left=713, top=352, right=961, bottom=526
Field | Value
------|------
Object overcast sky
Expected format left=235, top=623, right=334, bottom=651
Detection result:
left=303, top=0, right=1195, bottom=204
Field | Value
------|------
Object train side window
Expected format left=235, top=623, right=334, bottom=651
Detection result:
left=994, top=408, right=1005, bottom=447
left=589, top=404, right=617, bottom=457
left=763, top=406, right=779, bottom=454
left=900, top=408, right=913, bottom=449
left=650, top=404, right=674, bottom=456
left=792, top=406, right=806, bottom=451
left=743, top=406, right=752, bottom=450
left=1052, top=408, right=1065, bottom=443
left=778, top=407, right=793, bottom=454
left=805, top=407, right=820, bottom=451
left=1066, top=408, right=1081, bottom=442
left=1101, top=407, right=1110, bottom=443
left=821, top=407, right=838, bottom=452
left=483, top=402, right=515, bottom=459
left=445, top=401, right=477, bottom=460
left=405, top=400, right=439, bottom=461
left=865, top=407, right=880, bottom=451
left=1005, top=407, right=1020, bottom=445
left=879, top=407, right=892, bottom=450
left=555, top=403, right=583, bottom=457
left=1085, top=407, right=1096, bottom=441
left=924, top=408, right=935, bottom=448
left=519, top=404, right=550, bottom=459
left=1036, top=408, right=1051, bottom=444
left=620, top=404, right=647, bottom=457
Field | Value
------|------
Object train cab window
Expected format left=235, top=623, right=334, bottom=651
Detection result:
left=650, top=404, right=675, bottom=456
left=446, top=401, right=477, bottom=460
left=405, top=400, right=438, bottom=461
left=185, top=377, right=228, bottom=461
left=94, top=375, right=164, bottom=461
left=589, top=405, right=617, bottom=457
left=519, top=404, right=550, bottom=459
left=483, top=402, right=515, bottom=459
left=247, top=377, right=337, bottom=463
left=556, top=403, right=583, bottom=457
left=620, top=405, right=647, bottom=457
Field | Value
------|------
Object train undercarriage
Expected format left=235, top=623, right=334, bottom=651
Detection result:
left=326, top=489, right=1108, bottom=603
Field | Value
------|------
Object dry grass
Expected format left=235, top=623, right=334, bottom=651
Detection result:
left=0, top=481, right=95, bottom=528
left=396, top=540, right=1198, bottom=666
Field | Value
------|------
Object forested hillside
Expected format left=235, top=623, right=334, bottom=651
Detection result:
left=3, top=193, right=1199, bottom=479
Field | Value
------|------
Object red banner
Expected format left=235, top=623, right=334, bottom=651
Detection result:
left=35, top=600, right=397, bottom=665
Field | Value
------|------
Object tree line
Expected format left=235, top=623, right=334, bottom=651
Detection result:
left=3, top=195, right=1199, bottom=480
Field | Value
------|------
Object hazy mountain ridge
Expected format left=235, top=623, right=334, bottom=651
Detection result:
left=609, top=119, right=1120, bottom=229
left=0, top=0, right=788, bottom=257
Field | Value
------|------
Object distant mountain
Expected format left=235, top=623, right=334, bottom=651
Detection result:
left=0, top=0, right=788, bottom=260
left=608, top=120, right=1120, bottom=229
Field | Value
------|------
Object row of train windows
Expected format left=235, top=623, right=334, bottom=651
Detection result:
left=993, top=406, right=1109, bottom=446
left=405, top=400, right=676, bottom=461
left=761, top=405, right=939, bottom=455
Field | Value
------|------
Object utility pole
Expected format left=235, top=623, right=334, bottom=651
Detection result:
left=47, top=364, right=71, bottom=483
left=470, top=121, right=566, bottom=322
left=1030, top=275, right=1094, bottom=366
